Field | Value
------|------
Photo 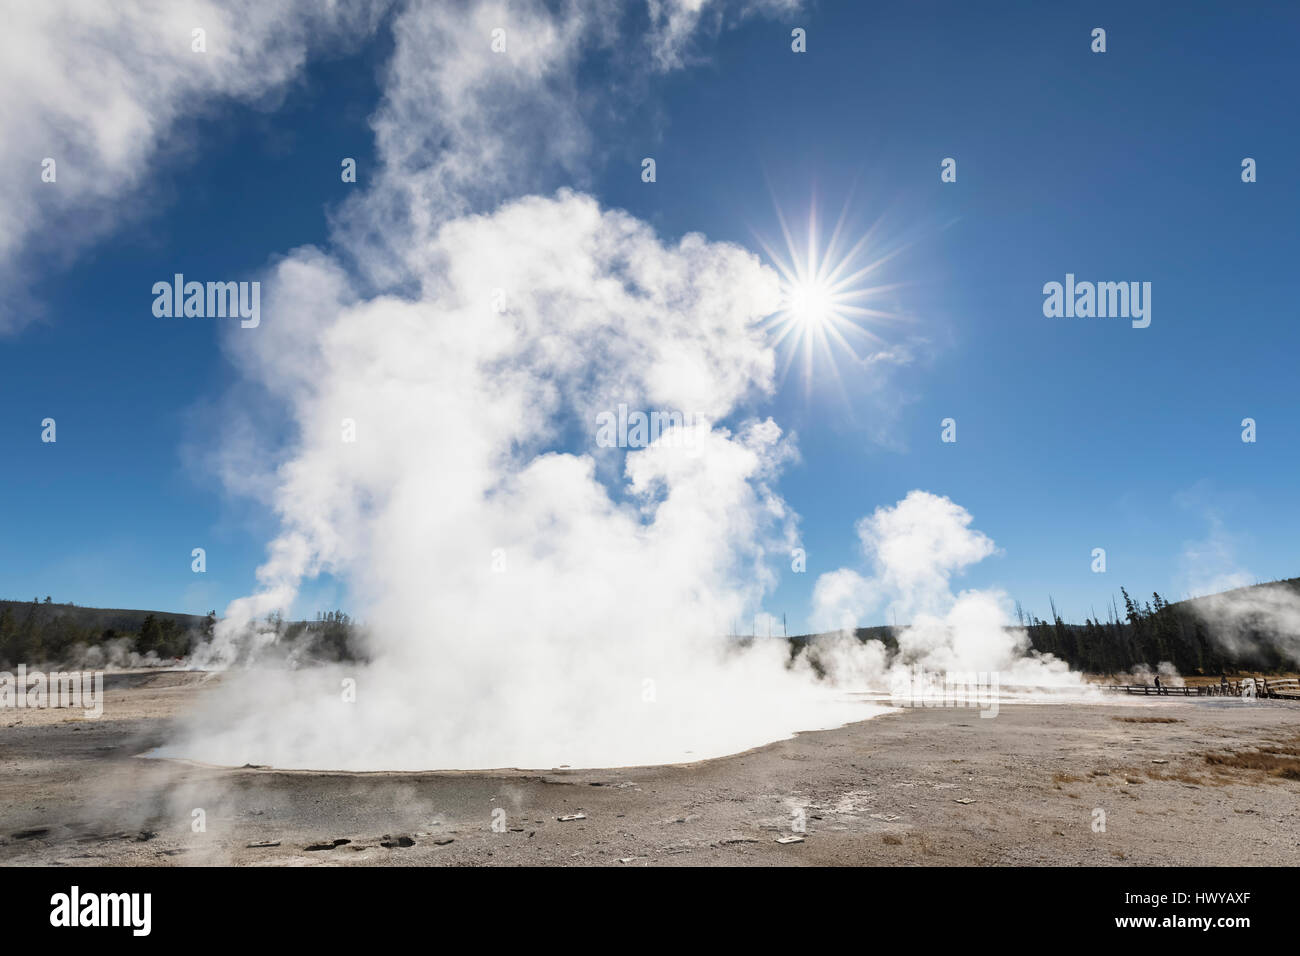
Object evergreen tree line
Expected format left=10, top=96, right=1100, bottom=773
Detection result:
left=0, top=600, right=214, bottom=666
left=0, top=600, right=362, bottom=668
left=1018, top=582, right=1298, bottom=676
left=792, top=579, right=1300, bottom=676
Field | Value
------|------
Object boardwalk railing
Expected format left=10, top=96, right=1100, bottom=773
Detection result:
left=1102, top=677, right=1300, bottom=699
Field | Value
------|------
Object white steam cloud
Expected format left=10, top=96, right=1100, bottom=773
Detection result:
left=151, top=0, right=1083, bottom=770
left=1189, top=585, right=1300, bottom=666
left=811, top=492, right=1080, bottom=688
left=0, top=0, right=390, bottom=331
left=1177, top=500, right=1300, bottom=666
left=173, top=186, right=902, bottom=769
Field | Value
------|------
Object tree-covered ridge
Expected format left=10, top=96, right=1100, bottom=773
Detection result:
left=790, top=578, right=1300, bottom=676
left=0, top=600, right=361, bottom=668
left=1020, top=578, right=1300, bottom=675
left=7, top=578, right=1299, bottom=674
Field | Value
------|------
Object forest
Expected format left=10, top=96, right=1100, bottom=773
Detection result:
left=5, top=577, right=1298, bottom=675
left=792, top=577, right=1300, bottom=677
left=0, top=600, right=360, bottom=668
left=1017, top=579, right=1300, bottom=675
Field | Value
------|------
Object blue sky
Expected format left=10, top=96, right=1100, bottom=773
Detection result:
left=3, top=0, right=1297, bottom=628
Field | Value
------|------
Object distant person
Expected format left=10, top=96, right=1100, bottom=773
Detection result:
left=1153, top=674, right=1162, bottom=696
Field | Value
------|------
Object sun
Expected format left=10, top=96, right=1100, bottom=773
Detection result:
left=756, top=198, right=908, bottom=398
left=786, top=277, right=835, bottom=330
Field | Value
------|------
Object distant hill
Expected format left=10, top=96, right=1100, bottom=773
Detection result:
left=789, top=624, right=899, bottom=648
left=0, top=600, right=208, bottom=634
left=0, top=600, right=359, bottom=668
left=789, top=578, right=1300, bottom=676
left=0, top=599, right=212, bottom=665
left=1027, top=577, right=1300, bottom=675
left=1172, top=577, right=1300, bottom=616
left=6, top=578, right=1298, bottom=674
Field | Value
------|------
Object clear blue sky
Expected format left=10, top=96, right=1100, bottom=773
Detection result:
left=3, top=1, right=1297, bottom=627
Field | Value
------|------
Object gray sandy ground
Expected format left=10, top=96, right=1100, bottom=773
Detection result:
left=1, top=671, right=1298, bottom=866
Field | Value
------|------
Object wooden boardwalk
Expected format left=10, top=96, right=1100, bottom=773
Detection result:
left=1103, top=678, right=1300, bottom=700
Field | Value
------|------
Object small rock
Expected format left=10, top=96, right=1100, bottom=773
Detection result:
left=304, top=838, right=351, bottom=851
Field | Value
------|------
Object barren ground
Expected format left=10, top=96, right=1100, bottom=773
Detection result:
left=2, top=670, right=1298, bottom=866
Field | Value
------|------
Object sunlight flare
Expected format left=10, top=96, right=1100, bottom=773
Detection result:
left=758, top=200, right=908, bottom=397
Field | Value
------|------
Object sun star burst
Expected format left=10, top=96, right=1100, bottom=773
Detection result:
left=757, top=198, right=908, bottom=400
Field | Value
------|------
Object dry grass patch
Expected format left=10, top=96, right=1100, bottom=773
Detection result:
left=1112, top=716, right=1182, bottom=724
left=1259, top=741, right=1300, bottom=758
left=1203, top=749, right=1300, bottom=780
left=1199, top=734, right=1300, bottom=781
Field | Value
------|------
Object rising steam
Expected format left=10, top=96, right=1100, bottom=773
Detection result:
left=164, top=0, right=1082, bottom=771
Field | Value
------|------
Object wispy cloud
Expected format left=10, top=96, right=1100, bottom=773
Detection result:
left=0, top=0, right=390, bottom=331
